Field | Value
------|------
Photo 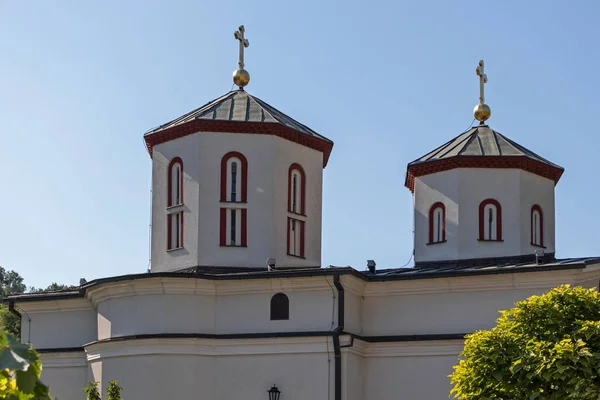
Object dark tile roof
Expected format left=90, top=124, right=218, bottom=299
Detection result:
left=408, top=125, right=562, bottom=170
left=145, top=90, right=332, bottom=144
left=5, top=257, right=600, bottom=303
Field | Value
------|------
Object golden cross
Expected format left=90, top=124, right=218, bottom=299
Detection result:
left=234, top=25, right=249, bottom=69
left=476, top=60, right=488, bottom=104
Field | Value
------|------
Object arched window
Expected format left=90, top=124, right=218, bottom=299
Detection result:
left=167, top=157, right=184, bottom=251
left=287, top=164, right=306, bottom=258
left=220, top=152, right=248, bottom=247
left=428, top=202, right=446, bottom=244
left=288, top=164, right=306, bottom=215
left=270, top=293, right=289, bottom=320
left=167, top=157, right=183, bottom=207
left=531, top=204, right=544, bottom=247
left=479, top=199, right=502, bottom=241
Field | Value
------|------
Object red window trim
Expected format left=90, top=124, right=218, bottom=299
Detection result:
left=220, top=152, right=248, bottom=203
left=167, top=211, right=184, bottom=251
left=287, top=217, right=305, bottom=258
left=219, top=207, right=247, bottom=247
left=167, top=157, right=183, bottom=207
left=531, top=204, right=544, bottom=247
left=287, top=163, right=306, bottom=215
left=478, top=199, right=502, bottom=241
left=428, top=202, right=446, bottom=244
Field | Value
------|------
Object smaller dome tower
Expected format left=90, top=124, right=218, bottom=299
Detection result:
left=405, top=61, right=564, bottom=266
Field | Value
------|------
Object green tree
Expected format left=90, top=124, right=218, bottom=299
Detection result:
left=450, top=285, right=600, bottom=400
left=0, top=267, right=26, bottom=337
left=106, top=381, right=122, bottom=400
left=0, top=332, right=52, bottom=399
left=84, top=382, right=101, bottom=400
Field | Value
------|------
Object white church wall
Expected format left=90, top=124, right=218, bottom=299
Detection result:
left=96, top=293, right=217, bottom=339
left=19, top=300, right=96, bottom=349
left=151, top=134, right=201, bottom=272
left=85, top=337, right=332, bottom=400
left=151, top=132, right=324, bottom=272
left=39, top=352, right=87, bottom=400
left=362, top=340, right=462, bottom=400
left=343, top=351, right=365, bottom=400
left=273, top=136, right=324, bottom=268
left=344, top=289, right=363, bottom=335
left=359, top=269, right=581, bottom=336
left=415, top=168, right=556, bottom=263
left=519, top=171, right=556, bottom=255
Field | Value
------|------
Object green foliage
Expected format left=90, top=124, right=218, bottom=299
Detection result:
left=84, top=382, right=101, bottom=400
left=28, top=284, right=74, bottom=294
left=0, top=307, right=19, bottom=338
left=0, top=332, right=52, bottom=399
left=0, top=267, right=26, bottom=337
left=106, top=381, right=122, bottom=400
left=450, top=285, right=600, bottom=400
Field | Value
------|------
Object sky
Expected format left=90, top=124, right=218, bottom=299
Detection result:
left=1, top=1, right=600, bottom=289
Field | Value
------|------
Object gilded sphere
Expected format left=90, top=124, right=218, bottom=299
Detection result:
left=473, top=103, right=491, bottom=122
left=233, top=68, right=250, bottom=87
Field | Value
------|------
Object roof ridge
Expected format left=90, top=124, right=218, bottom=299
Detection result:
left=494, top=130, right=562, bottom=169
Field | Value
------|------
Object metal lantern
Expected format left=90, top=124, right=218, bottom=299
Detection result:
left=267, top=385, right=281, bottom=400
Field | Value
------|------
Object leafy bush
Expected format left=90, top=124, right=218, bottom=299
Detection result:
left=0, top=333, right=51, bottom=399
left=450, top=285, right=600, bottom=399
left=106, top=381, right=122, bottom=400
left=84, top=382, right=101, bottom=400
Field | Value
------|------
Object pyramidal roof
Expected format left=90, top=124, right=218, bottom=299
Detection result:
left=409, top=125, right=561, bottom=168
left=405, top=125, right=564, bottom=191
left=146, top=89, right=332, bottom=143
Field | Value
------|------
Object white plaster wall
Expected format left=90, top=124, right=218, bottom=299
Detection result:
left=414, top=168, right=557, bottom=262
left=344, top=291, right=363, bottom=335
left=151, top=134, right=201, bottom=271
left=96, top=294, right=216, bottom=339
left=151, top=132, right=324, bottom=272
left=364, top=352, right=459, bottom=400
left=20, top=307, right=97, bottom=349
left=361, top=286, right=550, bottom=336
left=344, top=352, right=365, bottom=400
left=519, top=171, right=556, bottom=254
left=39, top=353, right=88, bottom=400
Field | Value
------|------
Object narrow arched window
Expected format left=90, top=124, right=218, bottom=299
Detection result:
left=167, top=157, right=183, bottom=207
left=270, top=293, right=289, bottom=320
left=287, top=164, right=306, bottom=258
left=531, top=205, right=544, bottom=247
left=479, top=199, right=502, bottom=241
left=287, top=164, right=306, bottom=215
left=428, top=202, right=446, bottom=244
left=220, top=152, right=248, bottom=247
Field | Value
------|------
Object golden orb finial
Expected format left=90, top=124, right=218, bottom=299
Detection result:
left=233, top=25, right=250, bottom=89
left=474, top=60, right=491, bottom=123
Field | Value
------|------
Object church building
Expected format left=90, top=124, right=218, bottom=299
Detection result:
left=5, top=27, right=600, bottom=400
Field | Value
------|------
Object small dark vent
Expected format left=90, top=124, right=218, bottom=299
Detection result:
left=270, top=293, right=289, bottom=320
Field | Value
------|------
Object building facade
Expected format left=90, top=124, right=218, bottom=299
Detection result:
left=6, top=51, right=600, bottom=400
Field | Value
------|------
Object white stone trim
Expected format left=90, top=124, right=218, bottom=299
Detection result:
left=40, top=352, right=87, bottom=368
left=18, top=298, right=93, bottom=314
left=85, top=336, right=333, bottom=360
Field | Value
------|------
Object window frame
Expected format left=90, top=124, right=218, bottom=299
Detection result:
left=167, top=211, right=184, bottom=251
left=287, top=163, right=306, bottom=215
left=220, top=152, right=248, bottom=203
left=428, top=202, right=446, bottom=244
left=531, top=204, right=544, bottom=247
left=478, top=199, right=502, bottom=241
left=167, top=157, right=183, bottom=207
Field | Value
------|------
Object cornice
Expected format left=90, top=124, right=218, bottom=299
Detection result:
left=39, top=351, right=87, bottom=368
left=86, top=276, right=335, bottom=306
left=85, top=336, right=332, bottom=360
left=144, top=121, right=334, bottom=167
left=405, top=155, right=564, bottom=192
left=18, top=298, right=93, bottom=314
left=361, top=268, right=580, bottom=297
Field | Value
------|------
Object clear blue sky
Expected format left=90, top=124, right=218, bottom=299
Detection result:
left=1, top=1, right=599, bottom=289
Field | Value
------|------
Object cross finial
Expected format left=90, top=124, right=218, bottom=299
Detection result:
left=473, top=60, right=491, bottom=123
left=476, top=60, right=487, bottom=104
left=232, top=25, right=250, bottom=89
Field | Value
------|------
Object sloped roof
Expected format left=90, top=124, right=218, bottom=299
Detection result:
left=409, top=125, right=561, bottom=168
left=146, top=90, right=332, bottom=144
left=405, top=124, right=564, bottom=191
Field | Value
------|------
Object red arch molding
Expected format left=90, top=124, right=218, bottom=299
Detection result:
left=220, top=151, right=248, bottom=203
left=478, top=198, right=502, bottom=241
left=287, top=163, right=306, bottom=215
left=428, top=202, right=446, bottom=243
left=167, top=157, right=183, bottom=207
left=531, top=204, right=544, bottom=246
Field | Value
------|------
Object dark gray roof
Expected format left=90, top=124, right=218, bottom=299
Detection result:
left=5, top=257, right=600, bottom=303
left=146, top=90, right=332, bottom=144
left=409, top=125, right=562, bottom=169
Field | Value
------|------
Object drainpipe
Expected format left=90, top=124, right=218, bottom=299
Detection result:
left=333, top=275, right=345, bottom=400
